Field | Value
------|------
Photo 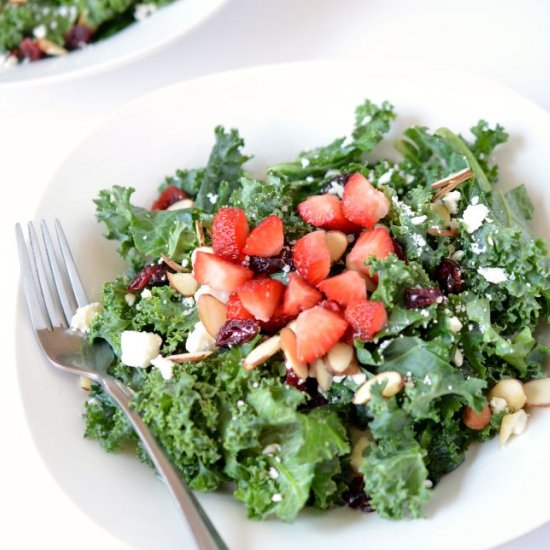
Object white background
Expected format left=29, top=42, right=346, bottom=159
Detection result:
left=1, top=0, right=549, bottom=548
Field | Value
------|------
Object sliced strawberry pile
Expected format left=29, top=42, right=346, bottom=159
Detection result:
left=151, top=185, right=188, bottom=210
left=298, top=195, right=359, bottom=233
left=342, top=173, right=390, bottom=228
left=283, top=273, right=323, bottom=316
left=212, top=207, right=250, bottom=263
left=317, top=270, right=367, bottom=307
left=237, top=279, right=285, bottom=322
left=243, top=215, right=284, bottom=257
left=192, top=174, right=396, bottom=367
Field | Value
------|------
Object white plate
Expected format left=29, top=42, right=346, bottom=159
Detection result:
left=0, top=0, right=228, bottom=86
left=17, top=61, right=550, bottom=549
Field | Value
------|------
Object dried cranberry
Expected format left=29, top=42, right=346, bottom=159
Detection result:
left=65, top=24, right=94, bottom=50
left=151, top=185, right=188, bottom=211
left=127, top=263, right=173, bottom=291
left=298, top=378, right=329, bottom=412
left=342, top=475, right=373, bottom=513
left=215, top=319, right=259, bottom=347
left=285, top=369, right=308, bottom=391
left=436, top=258, right=463, bottom=294
left=259, top=306, right=294, bottom=334
left=404, top=286, right=444, bottom=309
left=392, top=238, right=406, bottom=262
left=248, top=243, right=294, bottom=276
left=20, top=38, right=43, bottom=61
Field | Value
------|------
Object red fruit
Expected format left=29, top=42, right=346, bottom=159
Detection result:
left=243, top=215, right=284, bottom=257
left=318, top=271, right=367, bottom=307
left=212, top=207, right=250, bottom=263
left=194, top=251, right=253, bottom=291
left=295, top=306, right=349, bottom=363
left=293, top=230, right=331, bottom=286
left=260, top=304, right=295, bottom=334
left=226, top=292, right=254, bottom=320
left=64, top=24, right=94, bottom=49
left=344, top=300, right=387, bottom=341
left=237, top=279, right=285, bottom=322
left=20, top=38, right=44, bottom=61
left=319, top=299, right=344, bottom=316
left=151, top=185, right=188, bottom=210
left=283, top=273, right=323, bottom=316
left=342, top=173, right=390, bottom=228
left=346, top=228, right=395, bottom=277
left=298, top=195, right=360, bottom=233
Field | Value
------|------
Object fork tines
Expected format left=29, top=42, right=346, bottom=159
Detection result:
left=16, top=220, right=88, bottom=331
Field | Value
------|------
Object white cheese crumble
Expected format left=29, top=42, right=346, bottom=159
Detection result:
left=350, top=373, right=367, bottom=385
left=124, top=293, right=136, bottom=306
left=326, top=179, right=345, bottom=198
left=377, top=169, right=394, bottom=185
left=490, top=397, right=508, bottom=414
left=268, top=467, right=280, bottom=480
left=470, top=242, right=485, bottom=255
left=151, top=355, right=175, bottom=381
left=262, top=443, right=282, bottom=455
left=441, top=190, right=461, bottom=214
left=453, top=348, right=464, bottom=367
left=451, top=250, right=465, bottom=262
left=141, top=288, right=152, bottom=299
left=33, top=24, right=47, bottom=39
left=461, top=203, right=489, bottom=233
left=411, top=215, right=427, bottom=225
left=134, top=3, right=157, bottom=22
left=300, top=158, right=310, bottom=168
left=70, top=302, right=103, bottom=333
left=477, top=267, right=508, bottom=284
left=194, top=284, right=230, bottom=304
left=271, top=493, right=283, bottom=502
left=185, top=322, right=216, bottom=353
left=120, top=330, right=162, bottom=368
left=206, top=192, right=218, bottom=205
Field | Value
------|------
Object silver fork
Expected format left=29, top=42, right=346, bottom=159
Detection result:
left=16, top=219, right=228, bottom=550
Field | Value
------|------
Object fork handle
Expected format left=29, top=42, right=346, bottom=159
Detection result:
left=100, top=375, right=228, bottom=550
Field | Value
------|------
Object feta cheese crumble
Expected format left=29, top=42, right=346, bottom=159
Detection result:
left=271, top=493, right=283, bottom=502
left=206, top=193, right=218, bottom=205
left=268, top=467, right=280, bottom=480
left=185, top=322, right=216, bottom=353
left=448, top=316, right=463, bottom=333
left=461, top=202, right=489, bottom=233
left=441, top=190, right=461, bottom=214
left=120, top=330, right=162, bottom=368
left=411, top=215, right=427, bottom=225
left=151, top=355, right=175, bottom=381
left=141, top=288, right=152, bottom=299
left=477, top=267, right=508, bottom=284
left=124, top=293, right=136, bottom=306
left=490, top=397, right=508, bottom=414
left=262, top=443, right=282, bottom=455
left=326, top=179, right=345, bottom=198
left=70, top=302, right=103, bottom=333
left=453, top=348, right=464, bottom=367
left=134, top=3, right=157, bottom=22
left=300, top=158, right=310, bottom=168
left=33, top=25, right=47, bottom=39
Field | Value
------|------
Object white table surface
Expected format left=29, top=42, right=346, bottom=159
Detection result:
left=2, top=0, right=549, bottom=548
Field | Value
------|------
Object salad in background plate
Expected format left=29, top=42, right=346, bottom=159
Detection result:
left=72, top=99, right=550, bottom=522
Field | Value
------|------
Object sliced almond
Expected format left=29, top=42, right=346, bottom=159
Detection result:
left=195, top=220, right=206, bottom=246
left=167, top=272, right=199, bottom=297
left=80, top=376, right=92, bottom=391
left=280, top=328, right=308, bottom=380
left=350, top=435, right=370, bottom=472
left=427, top=227, right=459, bottom=238
left=463, top=404, right=491, bottom=430
left=243, top=336, right=281, bottom=371
left=197, top=294, right=227, bottom=338
left=161, top=254, right=186, bottom=273
left=345, top=357, right=361, bottom=376
left=167, top=199, right=195, bottom=211
left=37, top=38, right=67, bottom=56
left=523, top=378, right=550, bottom=408
left=429, top=203, right=451, bottom=227
left=325, top=230, right=348, bottom=262
left=499, top=409, right=528, bottom=445
left=488, top=379, right=527, bottom=411
left=431, top=167, right=473, bottom=191
left=325, top=343, right=354, bottom=375
left=353, top=371, right=403, bottom=405
left=311, top=358, right=333, bottom=392
left=167, top=351, right=212, bottom=363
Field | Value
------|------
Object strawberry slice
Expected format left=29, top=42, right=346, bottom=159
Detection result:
left=293, top=230, right=331, bottom=286
left=242, top=215, right=284, bottom=257
left=151, top=185, right=188, bottom=210
left=298, top=195, right=360, bottom=233
left=237, top=278, right=285, bottom=322
left=318, top=270, right=367, bottom=307
left=295, top=306, right=349, bottom=363
left=346, top=227, right=395, bottom=277
left=319, top=299, right=344, bottom=316
left=344, top=300, right=387, bottom=341
left=342, top=173, right=390, bottom=228
left=226, top=292, right=254, bottom=320
left=212, top=207, right=249, bottom=263
left=194, top=251, right=253, bottom=291
left=283, top=273, right=323, bottom=316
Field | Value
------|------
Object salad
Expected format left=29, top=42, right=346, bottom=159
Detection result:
left=74, top=99, right=550, bottom=522
left=0, top=0, right=175, bottom=67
